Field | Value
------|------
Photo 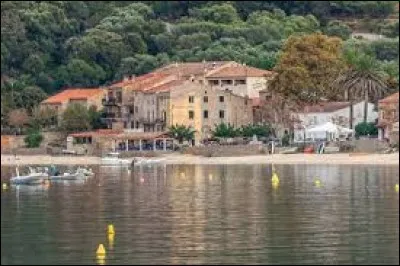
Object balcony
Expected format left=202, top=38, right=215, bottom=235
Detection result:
left=139, top=117, right=165, bottom=125
left=102, top=97, right=122, bottom=106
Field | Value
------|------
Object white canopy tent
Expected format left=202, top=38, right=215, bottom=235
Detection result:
left=306, top=122, right=354, bottom=141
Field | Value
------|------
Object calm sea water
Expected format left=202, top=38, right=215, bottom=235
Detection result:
left=1, top=164, right=399, bottom=265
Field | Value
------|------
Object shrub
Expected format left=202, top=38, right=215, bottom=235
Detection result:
left=24, top=129, right=43, bottom=148
left=355, top=122, right=378, bottom=137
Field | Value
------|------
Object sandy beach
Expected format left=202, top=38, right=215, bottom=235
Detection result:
left=1, top=153, right=399, bottom=166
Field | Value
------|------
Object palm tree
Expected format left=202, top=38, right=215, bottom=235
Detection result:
left=336, top=49, right=387, bottom=128
left=168, top=124, right=196, bottom=144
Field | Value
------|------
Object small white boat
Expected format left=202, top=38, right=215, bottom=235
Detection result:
left=48, top=166, right=94, bottom=181
left=10, top=167, right=48, bottom=185
left=101, top=152, right=131, bottom=165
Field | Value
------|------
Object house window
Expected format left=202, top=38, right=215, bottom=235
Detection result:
left=135, top=106, right=139, bottom=113
left=203, top=96, right=208, bottom=103
left=129, top=106, right=134, bottom=114
left=189, top=110, right=194, bottom=119
left=235, top=79, right=246, bottom=85
left=124, top=122, right=127, bottom=128
left=204, top=110, right=208, bottom=119
left=208, top=80, right=219, bottom=86
left=136, top=121, right=139, bottom=129
left=189, top=96, right=194, bottom=103
left=219, top=110, right=225, bottom=119
left=221, top=80, right=233, bottom=86
left=219, top=96, right=224, bottom=102
left=163, top=111, right=166, bottom=121
left=116, top=91, right=122, bottom=103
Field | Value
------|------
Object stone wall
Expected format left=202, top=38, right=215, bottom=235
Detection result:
left=1, top=132, right=65, bottom=154
left=182, top=144, right=266, bottom=157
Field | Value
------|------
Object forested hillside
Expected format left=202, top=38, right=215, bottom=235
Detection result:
left=1, top=1, right=399, bottom=126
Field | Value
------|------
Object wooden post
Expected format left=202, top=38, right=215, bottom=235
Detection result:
left=139, top=139, right=142, bottom=151
left=153, top=139, right=157, bottom=150
left=125, top=139, right=128, bottom=151
left=163, top=139, right=167, bottom=151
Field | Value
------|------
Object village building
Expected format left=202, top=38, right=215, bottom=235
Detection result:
left=66, top=129, right=175, bottom=155
left=169, top=81, right=253, bottom=145
left=40, top=88, right=106, bottom=125
left=292, top=101, right=378, bottom=142
left=377, top=92, right=399, bottom=144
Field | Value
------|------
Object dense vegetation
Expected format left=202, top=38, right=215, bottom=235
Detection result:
left=1, top=1, right=399, bottom=131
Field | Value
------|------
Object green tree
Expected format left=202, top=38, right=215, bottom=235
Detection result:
left=240, top=124, right=272, bottom=138
left=336, top=48, right=387, bottom=127
left=168, top=124, right=196, bottom=144
left=31, top=106, right=58, bottom=129
left=270, top=33, right=345, bottom=104
left=355, top=121, right=378, bottom=137
left=19, top=86, right=48, bottom=114
left=189, top=3, right=240, bottom=24
left=212, top=123, right=238, bottom=138
left=88, top=105, right=107, bottom=130
left=60, top=103, right=91, bottom=133
left=324, top=21, right=352, bottom=40
left=24, top=128, right=44, bottom=148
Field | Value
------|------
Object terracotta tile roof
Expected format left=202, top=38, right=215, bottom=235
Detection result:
left=144, top=79, right=185, bottom=93
left=111, top=73, right=160, bottom=88
left=42, top=88, right=104, bottom=104
left=111, top=73, right=174, bottom=92
left=69, top=129, right=123, bottom=138
left=154, top=61, right=231, bottom=77
left=301, top=102, right=352, bottom=113
left=113, top=132, right=170, bottom=140
left=379, top=92, right=399, bottom=104
left=206, top=64, right=275, bottom=78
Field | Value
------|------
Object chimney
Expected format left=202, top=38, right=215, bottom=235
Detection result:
left=130, top=75, right=136, bottom=81
left=123, top=75, right=129, bottom=82
left=212, top=62, right=216, bottom=69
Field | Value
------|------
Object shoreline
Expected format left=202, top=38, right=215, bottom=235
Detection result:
left=1, top=153, right=399, bottom=166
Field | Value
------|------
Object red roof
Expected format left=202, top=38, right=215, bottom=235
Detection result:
left=206, top=64, right=275, bottom=78
left=154, top=61, right=231, bottom=77
left=144, top=79, right=185, bottom=93
left=69, top=129, right=122, bottom=138
left=42, top=88, right=104, bottom=104
left=111, top=73, right=173, bottom=92
left=379, top=92, right=399, bottom=104
left=302, top=102, right=352, bottom=113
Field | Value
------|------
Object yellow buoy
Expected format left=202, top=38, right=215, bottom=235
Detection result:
left=96, top=244, right=106, bottom=256
left=272, top=181, right=279, bottom=190
left=2, top=183, right=7, bottom=190
left=314, top=179, right=321, bottom=187
left=96, top=255, right=105, bottom=265
left=271, top=173, right=279, bottom=184
left=395, top=184, right=399, bottom=192
left=108, top=224, right=115, bottom=235
left=108, top=233, right=114, bottom=250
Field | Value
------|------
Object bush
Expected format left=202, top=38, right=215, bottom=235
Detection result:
left=355, top=122, right=378, bottom=137
left=24, top=129, right=44, bottom=148
left=281, top=134, right=290, bottom=146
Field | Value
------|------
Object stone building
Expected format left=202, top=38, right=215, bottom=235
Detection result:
left=169, top=81, right=253, bottom=145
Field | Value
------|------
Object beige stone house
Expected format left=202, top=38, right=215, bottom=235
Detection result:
left=40, top=88, right=106, bottom=124
left=169, top=81, right=253, bottom=145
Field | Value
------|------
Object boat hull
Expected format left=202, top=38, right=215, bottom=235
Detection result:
left=10, top=174, right=48, bottom=185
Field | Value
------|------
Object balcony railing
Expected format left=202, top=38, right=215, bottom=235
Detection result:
left=102, top=97, right=122, bottom=106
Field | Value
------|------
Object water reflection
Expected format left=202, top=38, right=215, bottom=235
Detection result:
left=1, top=164, right=399, bottom=265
